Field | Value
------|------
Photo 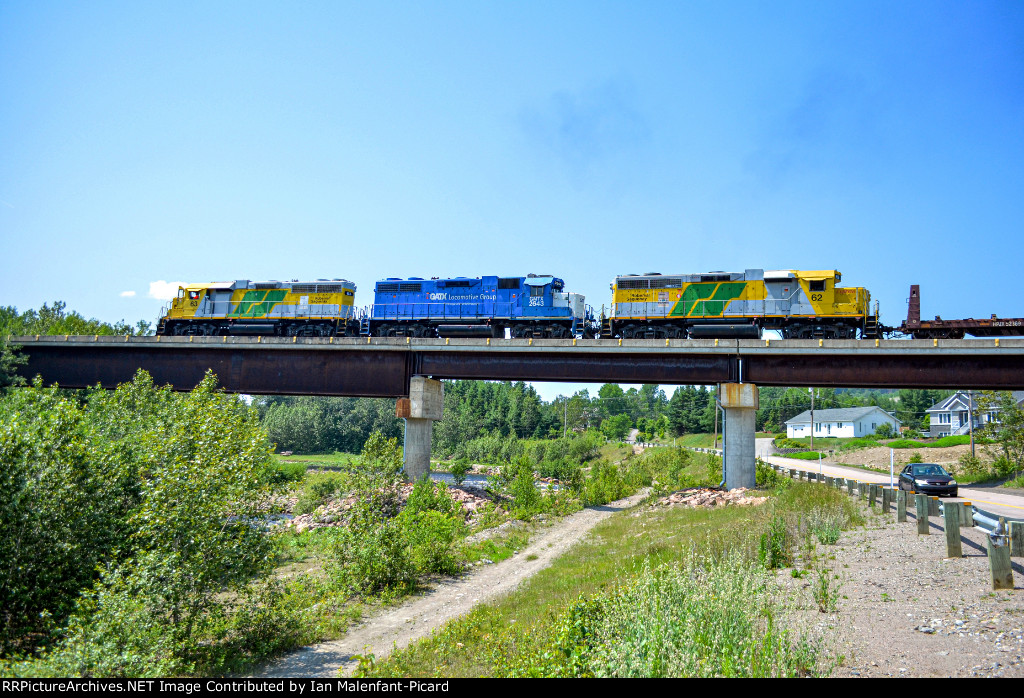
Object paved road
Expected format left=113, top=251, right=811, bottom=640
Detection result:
left=755, top=438, right=1024, bottom=520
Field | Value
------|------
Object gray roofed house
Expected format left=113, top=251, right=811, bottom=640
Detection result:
left=925, top=391, right=1024, bottom=438
left=785, top=406, right=901, bottom=439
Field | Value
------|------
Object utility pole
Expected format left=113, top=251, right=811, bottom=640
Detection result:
left=968, top=390, right=975, bottom=458
left=714, top=386, right=719, bottom=449
left=809, top=387, right=815, bottom=451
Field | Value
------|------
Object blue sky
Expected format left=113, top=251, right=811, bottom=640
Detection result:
left=2, top=1, right=1022, bottom=401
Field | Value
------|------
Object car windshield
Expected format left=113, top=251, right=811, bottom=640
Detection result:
left=912, top=464, right=949, bottom=477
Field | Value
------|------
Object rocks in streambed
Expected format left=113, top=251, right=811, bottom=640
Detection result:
left=656, top=487, right=767, bottom=509
left=286, top=482, right=498, bottom=534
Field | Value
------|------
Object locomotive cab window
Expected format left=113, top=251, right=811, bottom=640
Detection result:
left=809, top=280, right=826, bottom=293
left=188, top=290, right=201, bottom=300
left=530, top=285, right=545, bottom=297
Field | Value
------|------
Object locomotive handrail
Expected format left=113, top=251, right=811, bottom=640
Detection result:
left=187, top=300, right=350, bottom=318
left=166, top=299, right=354, bottom=325
left=369, top=301, right=578, bottom=321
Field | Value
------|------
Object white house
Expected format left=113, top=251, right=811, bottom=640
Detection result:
left=785, top=406, right=901, bottom=439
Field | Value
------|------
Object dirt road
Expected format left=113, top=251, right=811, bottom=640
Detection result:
left=252, top=490, right=650, bottom=678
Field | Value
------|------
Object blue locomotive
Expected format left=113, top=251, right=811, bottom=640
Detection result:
left=367, top=274, right=595, bottom=338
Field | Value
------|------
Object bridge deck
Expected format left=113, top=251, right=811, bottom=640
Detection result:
left=10, top=336, right=1024, bottom=396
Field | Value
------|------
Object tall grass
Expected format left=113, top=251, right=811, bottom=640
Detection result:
left=547, top=555, right=822, bottom=677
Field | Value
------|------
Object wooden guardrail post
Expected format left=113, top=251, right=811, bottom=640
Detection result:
left=897, top=489, right=907, bottom=522
left=960, top=502, right=973, bottom=529
left=916, top=494, right=929, bottom=534
left=988, top=518, right=1014, bottom=590
left=881, top=486, right=892, bottom=513
left=1010, top=521, right=1024, bottom=558
left=846, top=478, right=855, bottom=495
left=868, top=484, right=878, bottom=509
left=943, top=502, right=962, bottom=558
left=929, top=497, right=940, bottom=517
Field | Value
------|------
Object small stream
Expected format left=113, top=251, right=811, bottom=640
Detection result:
left=429, top=472, right=491, bottom=487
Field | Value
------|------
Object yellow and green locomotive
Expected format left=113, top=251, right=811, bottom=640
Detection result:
left=605, top=269, right=880, bottom=339
left=156, top=279, right=358, bottom=336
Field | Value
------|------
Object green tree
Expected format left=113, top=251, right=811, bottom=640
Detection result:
left=597, top=384, right=627, bottom=418
left=977, top=391, right=1024, bottom=478
left=601, top=413, right=632, bottom=441
left=0, top=337, right=25, bottom=391
left=0, top=301, right=151, bottom=337
left=1, top=302, right=153, bottom=392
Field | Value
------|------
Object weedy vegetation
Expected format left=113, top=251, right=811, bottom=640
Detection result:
left=362, top=481, right=861, bottom=678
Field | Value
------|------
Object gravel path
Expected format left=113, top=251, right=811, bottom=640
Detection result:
left=252, top=490, right=650, bottom=678
left=796, top=501, right=1024, bottom=677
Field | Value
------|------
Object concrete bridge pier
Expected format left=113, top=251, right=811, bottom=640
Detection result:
left=720, top=383, right=758, bottom=490
left=396, top=376, right=444, bottom=481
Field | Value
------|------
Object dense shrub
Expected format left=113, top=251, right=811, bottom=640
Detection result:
left=450, top=456, right=470, bottom=486
left=325, top=441, right=466, bottom=597
left=955, top=453, right=986, bottom=478
left=929, top=435, right=972, bottom=448
left=635, top=447, right=708, bottom=492
left=786, top=451, right=827, bottom=461
left=294, top=472, right=347, bottom=516
left=405, top=477, right=463, bottom=518
left=402, top=511, right=463, bottom=576
left=887, top=439, right=925, bottom=449
left=268, top=460, right=308, bottom=485
left=327, top=504, right=416, bottom=597
left=580, top=461, right=634, bottom=508
left=756, top=459, right=785, bottom=488
left=1, top=370, right=279, bottom=675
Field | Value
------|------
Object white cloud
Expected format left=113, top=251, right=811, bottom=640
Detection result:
left=148, top=281, right=186, bottom=300
left=120, top=290, right=136, bottom=297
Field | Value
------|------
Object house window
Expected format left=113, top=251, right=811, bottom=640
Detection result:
left=938, top=413, right=951, bottom=424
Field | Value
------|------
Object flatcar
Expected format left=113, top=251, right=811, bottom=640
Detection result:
left=604, top=269, right=880, bottom=339
left=156, top=279, right=358, bottom=336
left=368, top=274, right=594, bottom=338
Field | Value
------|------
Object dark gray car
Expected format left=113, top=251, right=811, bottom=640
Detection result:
left=897, top=463, right=958, bottom=497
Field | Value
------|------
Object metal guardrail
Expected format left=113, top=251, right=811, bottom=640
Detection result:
left=971, top=505, right=1024, bottom=546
